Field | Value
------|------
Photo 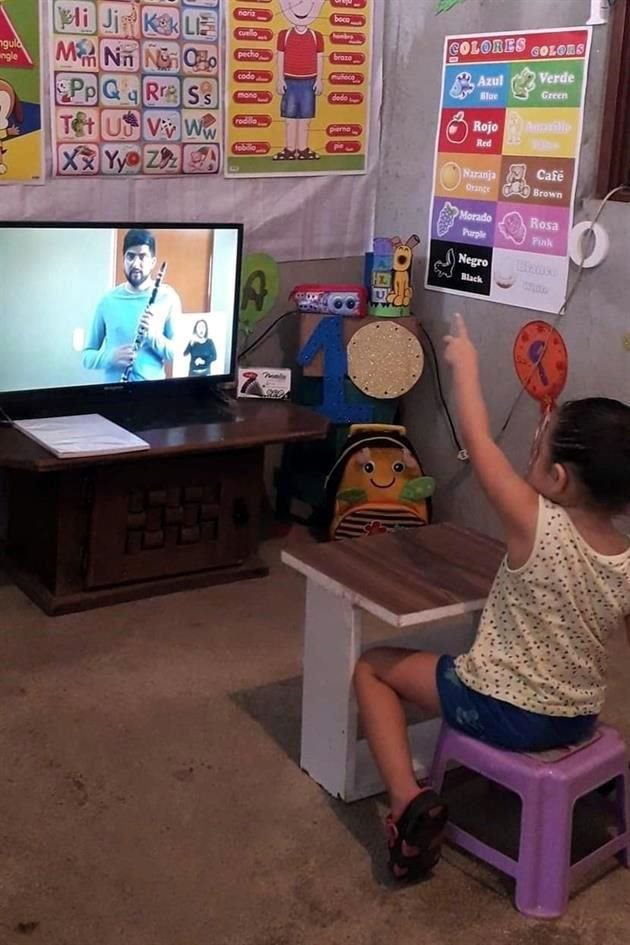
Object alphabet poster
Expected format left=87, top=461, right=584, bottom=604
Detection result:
left=0, top=0, right=43, bottom=183
left=425, top=28, right=592, bottom=314
left=225, top=0, right=372, bottom=177
left=50, top=0, right=223, bottom=177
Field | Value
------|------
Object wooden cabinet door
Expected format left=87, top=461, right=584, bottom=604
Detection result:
left=85, top=450, right=262, bottom=588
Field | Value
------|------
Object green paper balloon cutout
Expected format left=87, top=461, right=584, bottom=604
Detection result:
left=239, top=253, right=280, bottom=337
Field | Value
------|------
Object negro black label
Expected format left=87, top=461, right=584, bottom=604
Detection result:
left=427, top=240, right=493, bottom=296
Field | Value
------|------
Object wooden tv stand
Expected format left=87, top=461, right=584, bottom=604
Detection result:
left=0, top=401, right=328, bottom=615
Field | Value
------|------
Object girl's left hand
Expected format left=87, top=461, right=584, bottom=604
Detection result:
left=443, top=313, right=478, bottom=374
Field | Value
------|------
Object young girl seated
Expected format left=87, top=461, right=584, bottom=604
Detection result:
left=354, top=314, right=630, bottom=881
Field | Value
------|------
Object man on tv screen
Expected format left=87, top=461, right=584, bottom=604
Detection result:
left=82, top=228, right=182, bottom=383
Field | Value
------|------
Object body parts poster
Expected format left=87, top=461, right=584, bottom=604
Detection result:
left=51, top=0, right=222, bottom=177
left=425, top=28, right=592, bottom=314
left=225, top=0, right=372, bottom=177
left=0, top=0, right=44, bottom=182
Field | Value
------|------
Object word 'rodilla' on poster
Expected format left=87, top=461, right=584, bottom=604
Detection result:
left=0, top=0, right=43, bottom=182
left=425, top=28, right=592, bottom=314
left=51, top=0, right=222, bottom=177
left=225, top=0, right=372, bottom=177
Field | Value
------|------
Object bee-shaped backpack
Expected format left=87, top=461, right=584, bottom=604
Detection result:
left=324, top=424, right=435, bottom=541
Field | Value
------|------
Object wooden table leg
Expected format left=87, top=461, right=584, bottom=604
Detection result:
left=300, top=580, right=362, bottom=801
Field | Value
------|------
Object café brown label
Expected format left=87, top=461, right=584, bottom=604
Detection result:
left=498, top=156, right=574, bottom=207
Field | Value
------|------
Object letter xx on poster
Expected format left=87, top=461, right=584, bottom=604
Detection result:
left=425, top=28, right=592, bottom=314
left=50, top=0, right=222, bottom=177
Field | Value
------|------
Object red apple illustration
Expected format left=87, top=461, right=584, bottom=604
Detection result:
left=446, top=111, right=468, bottom=145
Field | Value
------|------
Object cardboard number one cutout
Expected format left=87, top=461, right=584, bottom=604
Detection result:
left=298, top=317, right=372, bottom=424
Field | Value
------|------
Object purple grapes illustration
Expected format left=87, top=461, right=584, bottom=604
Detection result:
left=437, top=201, right=459, bottom=238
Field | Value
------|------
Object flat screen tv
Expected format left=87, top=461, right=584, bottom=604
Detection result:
left=0, top=222, right=244, bottom=420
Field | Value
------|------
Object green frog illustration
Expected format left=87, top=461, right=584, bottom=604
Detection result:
left=512, top=67, right=537, bottom=101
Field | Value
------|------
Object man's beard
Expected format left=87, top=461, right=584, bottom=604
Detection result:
left=127, top=268, right=147, bottom=288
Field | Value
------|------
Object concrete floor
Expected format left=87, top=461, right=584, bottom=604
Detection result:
left=1, top=533, right=629, bottom=945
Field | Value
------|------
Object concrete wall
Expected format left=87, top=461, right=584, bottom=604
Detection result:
left=376, top=0, right=629, bottom=537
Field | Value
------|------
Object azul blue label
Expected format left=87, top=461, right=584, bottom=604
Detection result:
left=443, top=62, right=510, bottom=110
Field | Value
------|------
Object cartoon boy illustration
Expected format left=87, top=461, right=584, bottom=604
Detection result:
left=274, top=0, right=325, bottom=162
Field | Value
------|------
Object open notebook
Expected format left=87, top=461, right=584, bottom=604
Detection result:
left=13, top=414, right=150, bottom=459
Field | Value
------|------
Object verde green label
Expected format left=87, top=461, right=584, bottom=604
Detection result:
left=508, top=60, right=584, bottom=109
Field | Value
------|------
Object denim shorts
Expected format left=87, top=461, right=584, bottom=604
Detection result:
left=281, top=77, right=316, bottom=119
left=435, top=655, right=598, bottom=752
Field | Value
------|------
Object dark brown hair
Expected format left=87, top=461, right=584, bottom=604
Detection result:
left=551, top=398, right=630, bottom=514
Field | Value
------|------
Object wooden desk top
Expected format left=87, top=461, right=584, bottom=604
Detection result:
left=282, top=524, right=505, bottom=628
left=0, top=401, right=329, bottom=472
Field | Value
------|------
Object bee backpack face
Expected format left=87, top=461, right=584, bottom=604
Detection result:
left=324, top=425, right=435, bottom=541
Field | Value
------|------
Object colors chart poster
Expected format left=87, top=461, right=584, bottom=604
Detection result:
left=425, top=28, right=592, bottom=314
left=225, top=0, right=372, bottom=177
left=50, top=0, right=223, bottom=178
left=0, top=0, right=44, bottom=183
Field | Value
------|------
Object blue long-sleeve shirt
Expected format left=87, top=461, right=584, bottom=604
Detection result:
left=82, top=283, right=181, bottom=382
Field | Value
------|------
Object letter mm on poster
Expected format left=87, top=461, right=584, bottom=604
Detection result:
left=425, top=28, right=592, bottom=314
left=0, top=0, right=44, bottom=183
left=225, top=0, right=372, bottom=177
left=50, top=0, right=223, bottom=178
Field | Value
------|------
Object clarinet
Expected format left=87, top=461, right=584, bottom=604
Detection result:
left=120, top=261, right=167, bottom=383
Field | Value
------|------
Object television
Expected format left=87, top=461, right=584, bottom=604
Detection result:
left=0, top=222, right=244, bottom=424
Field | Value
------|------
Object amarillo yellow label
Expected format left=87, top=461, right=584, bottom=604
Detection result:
left=502, top=107, right=579, bottom=159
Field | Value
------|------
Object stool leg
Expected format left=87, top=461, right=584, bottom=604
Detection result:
left=430, top=726, right=449, bottom=793
left=300, top=580, right=362, bottom=801
left=615, top=772, right=630, bottom=868
left=515, top=780, right=572, bottom=919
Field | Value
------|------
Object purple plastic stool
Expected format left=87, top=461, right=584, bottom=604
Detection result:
left=431, top=722, right=629, bottom=918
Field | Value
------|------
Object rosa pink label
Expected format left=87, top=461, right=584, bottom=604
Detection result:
left=330, top=0, right=367, bottom=7
left=495, top=202, right=570, bottom=256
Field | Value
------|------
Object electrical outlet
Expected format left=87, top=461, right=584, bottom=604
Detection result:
left=624, top=333, right=630, bottom=352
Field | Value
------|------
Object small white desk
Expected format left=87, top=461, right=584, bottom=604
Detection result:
left=282, top=524, right=504, bottom=802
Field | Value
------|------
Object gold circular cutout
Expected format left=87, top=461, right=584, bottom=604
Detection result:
left=347, top=322, right=424, bottom=399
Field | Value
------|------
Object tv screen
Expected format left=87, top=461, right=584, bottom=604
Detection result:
left=0, top=223, right=243, bottom=398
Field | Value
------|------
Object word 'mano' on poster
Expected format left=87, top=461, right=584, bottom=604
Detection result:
left=50, top=0, right=223, bottom=178
left=0, top=0, right=43, bottom=182
left=425, top=28, right=592, bottom=314
left=225, top=0, right=372, bottom=177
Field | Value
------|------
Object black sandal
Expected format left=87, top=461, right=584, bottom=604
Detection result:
left=384, top=790, right=448, bottom=880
